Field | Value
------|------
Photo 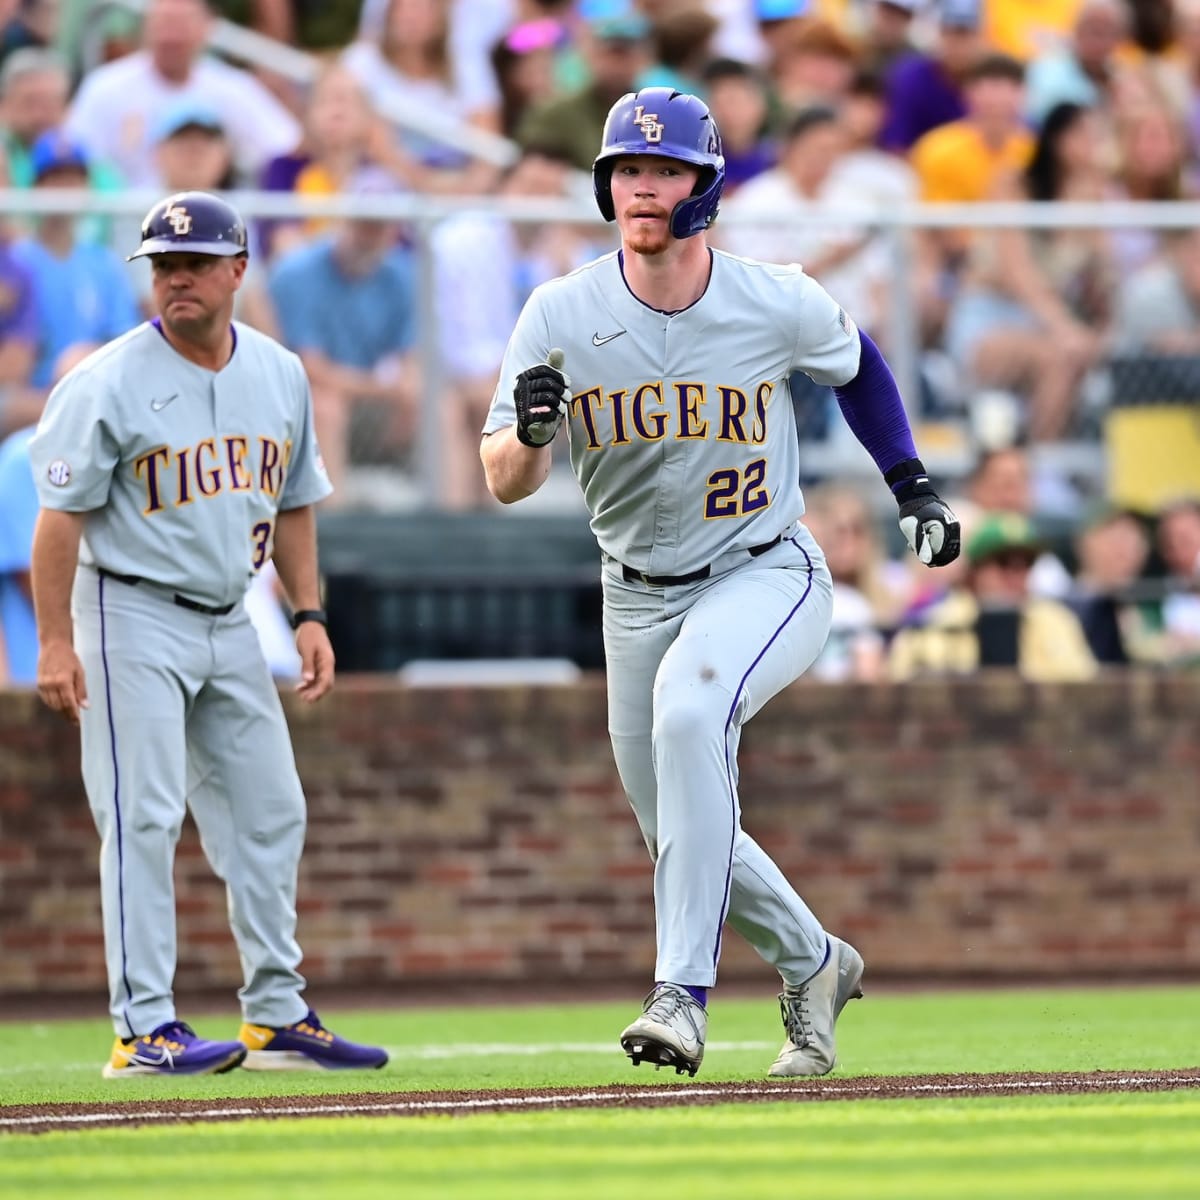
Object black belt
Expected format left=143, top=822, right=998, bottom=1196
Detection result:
left=97, top=567, right=236, bottom=617
left=621, top=534, right=782, bottom=587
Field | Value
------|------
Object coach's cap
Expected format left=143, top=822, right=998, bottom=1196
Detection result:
left=967, top=513, right=1041, bottom=566
left=30, top=129, right=89, bottom=182
left=152, top=100, right=225, bottom=144
left=939, top=0, right=982, bottom=28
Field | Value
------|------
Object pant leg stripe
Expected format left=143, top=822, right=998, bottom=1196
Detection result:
left=712, top=543, right=815, bottom=970
left=98, top=574, right=134, bottom=1023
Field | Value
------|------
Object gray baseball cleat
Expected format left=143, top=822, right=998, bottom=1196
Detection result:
left=768, top=936, right=865, bottom=1078
left=620, top=983, right=707, bottom=1078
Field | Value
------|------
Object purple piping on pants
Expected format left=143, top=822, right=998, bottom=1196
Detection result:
left=98, top=574, right=135, bottom=1027
left=711, top=540, right=815, bottom=970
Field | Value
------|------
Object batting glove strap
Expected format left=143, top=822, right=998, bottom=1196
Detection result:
left=514, top=364, right=568, bottom=447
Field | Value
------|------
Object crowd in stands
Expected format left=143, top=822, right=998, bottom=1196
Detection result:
left=0, top=0, right=1199, bottom=683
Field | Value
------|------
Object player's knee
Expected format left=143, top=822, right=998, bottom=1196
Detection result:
left=652, top=689, right=727, bottom=749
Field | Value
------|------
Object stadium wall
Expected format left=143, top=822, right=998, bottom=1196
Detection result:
left=1, top=673, right=1198, bottom=999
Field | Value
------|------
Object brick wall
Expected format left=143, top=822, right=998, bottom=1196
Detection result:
left=1, top=673, right=1198, bottom=999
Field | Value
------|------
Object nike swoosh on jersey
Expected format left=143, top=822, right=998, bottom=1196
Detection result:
left=150, top=394, right=179, bottom=411
left=592, top=330, right=626, bottom=347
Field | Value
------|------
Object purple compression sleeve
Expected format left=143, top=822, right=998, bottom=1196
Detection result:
left=832, top=331, right=919, bottom=485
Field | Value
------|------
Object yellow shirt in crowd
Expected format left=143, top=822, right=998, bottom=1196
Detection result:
left=911, top=120, right=1035, bottom=203
left=985, top=0, right=1083, bottom=61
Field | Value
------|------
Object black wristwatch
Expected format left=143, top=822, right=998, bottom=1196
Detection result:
left=290, top=608, right=328, bottom=630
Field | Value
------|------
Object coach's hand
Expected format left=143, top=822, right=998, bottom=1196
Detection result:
left=896, top=476, right=961, bottom=568
left=514, top=348, right=570, bottom=447
left=37, top=638, right=89, bottom=725
left=295, top=622, right=335, bottom=703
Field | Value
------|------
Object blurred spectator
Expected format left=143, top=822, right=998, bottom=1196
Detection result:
left=517, top=9, right=653, bottom=171
left=939, top=99, right=1112, bottom=442
left=0, top=409, right=36, bottom=685
left=1175, top=0, right=1200, bottom=188
left=641, top=6, right=720, bottom=95
left=832, top=66, right=918, bottom=209
left=0, top=184, right=38, bottom=437
left=0, top=0, right=52, bottom=67
left=911, top=53, right=1034, bottom=203
left=259, top=65, right=386, bottom=260
left=432, top=146, right=593, bottom=508
left=801, top=483, right=914, bottom=680
left=0, top=340, right=98, bottom=688
left=491, top=17, right=570, bottom=139
left=1115, top=227, right=1200, bottom=355
left=880, top=0, right=983, bottom=153
left=769, top=18, right=860, bottom=114
left=64, top=0, right=301, bottom=189
left=721, top=105, right=888, bottom=332
left=153, top=101, right=236, bottom=192
left=888, top=512, right=1098, bottom=681
left=1067, top=504, right=1157, bottom=664
left=859, top=0, right=921, bottom=77
left=1155, top=498, right=1200, bottom=666
left=1, top=47, right=126, bottom=246
left=12, top=132, right=141, bottom=389
left=754, top=0, right=812, bottom=68
left=984, top=0, right=1090, bottom=63
left=267, top=168, right=419, bottom=502
left=954, top=445, right=1075, bottom=594
left=1097, top=87, right=1188, bottom=276
left=1025, top=0, right=1129, bottom=127
left=701, top=57, right=776, bottom=192
left=342, top=0, right=501, bottom=195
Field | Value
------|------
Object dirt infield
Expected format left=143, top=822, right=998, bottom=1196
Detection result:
left=3, top=1070, right=1198, bottom=1134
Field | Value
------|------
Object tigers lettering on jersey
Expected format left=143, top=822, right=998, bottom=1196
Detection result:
left=570, top=380, right=774, bottom=450
left=134, top=435, right=291, bottom=515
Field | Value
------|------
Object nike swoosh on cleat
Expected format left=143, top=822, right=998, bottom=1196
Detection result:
left=150, top=394, right=179, bottom=411
left=592, top=330, right=626, bottom=347
left=127, top=1045, right=175, bottom=1068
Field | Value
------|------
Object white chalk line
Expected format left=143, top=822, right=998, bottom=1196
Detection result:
left=3, top=1074, right=1199, bottom=1131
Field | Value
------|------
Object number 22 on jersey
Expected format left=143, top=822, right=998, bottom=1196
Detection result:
left=705, top=458, right=769, bottom=519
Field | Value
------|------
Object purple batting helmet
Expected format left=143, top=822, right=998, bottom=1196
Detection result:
left=128, top=191, right=248, bottom=261
left=592, top=87, right=726, bottom=239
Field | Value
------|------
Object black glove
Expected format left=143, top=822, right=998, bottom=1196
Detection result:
left=514, top=348, right=570, bottom=447
left=887, top=458, right=961, bottom=567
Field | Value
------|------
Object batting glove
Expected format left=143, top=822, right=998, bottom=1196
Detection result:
left=514, top=348, right=570, bottom=447
left=888, top=458, right=961, bottom=568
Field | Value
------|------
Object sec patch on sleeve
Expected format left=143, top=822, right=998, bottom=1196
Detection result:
left=47, top=459, right=71, bottom=487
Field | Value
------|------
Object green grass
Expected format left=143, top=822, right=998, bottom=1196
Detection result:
left=1, top=985, right=1197, bottom=1199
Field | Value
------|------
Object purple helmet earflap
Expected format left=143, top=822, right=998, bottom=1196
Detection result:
left=592, top=88, right=726, bottom=240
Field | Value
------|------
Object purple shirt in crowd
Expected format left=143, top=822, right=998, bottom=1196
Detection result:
left=880, top=54, right=967, bottom=153
left=0, top=244, right=38, bottom=345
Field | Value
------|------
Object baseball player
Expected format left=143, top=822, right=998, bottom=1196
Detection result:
left=29, top=192, right=387, bottom=1077
left=481, top=89, right=960, bottom=1079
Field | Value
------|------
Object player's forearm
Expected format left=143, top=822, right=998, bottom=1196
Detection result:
left=272, top=505, right=322, bottom=611
left=31, top=509, right=84, bottom=646
left=480, top=426, right=552, bottom=503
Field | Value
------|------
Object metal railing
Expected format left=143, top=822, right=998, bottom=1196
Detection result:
left=6, top=187, right=1200, bottom=506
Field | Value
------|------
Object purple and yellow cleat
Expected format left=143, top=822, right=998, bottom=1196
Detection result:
left=103, top=1020, right=247, bottom=1078
left=238, top=1009, right=388, bottom=1071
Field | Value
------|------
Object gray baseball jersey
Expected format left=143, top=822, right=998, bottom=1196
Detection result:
left=486, top=247, right=861, bottom=994
left=484, top=248, right=861, bottom=576
left=29, top=319, right=329, bottom=1038
left=31, top=320, right=331, bottom=606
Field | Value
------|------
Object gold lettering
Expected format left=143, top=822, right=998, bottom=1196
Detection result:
left=258, top=437, right=281, bottom=496
left=570, top=386, right=605, bottom=450
left=717, top=386, right=749, bottom=443
left=134, top=446, right=170, bottom=515
left=631, top=382, right=668, bottom=441
left=225, top=436, right=252, bottom=491
left=195, top=438, right=222, bottom=497
left=674, top=382, right=708, bottom=440
left=751, top=382, right=772, bottom=445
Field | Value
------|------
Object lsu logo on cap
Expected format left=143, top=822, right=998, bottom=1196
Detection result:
left=632, top=105, right=663, bottom=144
left=163, top=202, right=192, bottom=235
